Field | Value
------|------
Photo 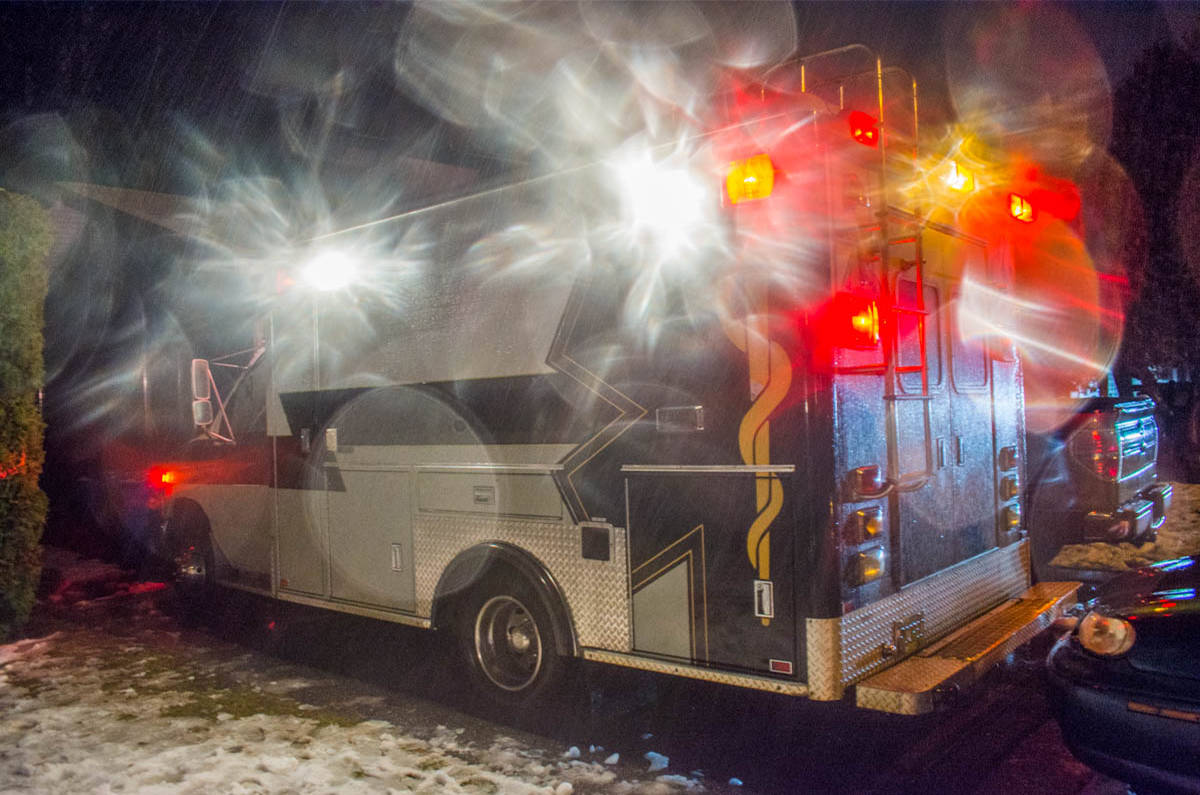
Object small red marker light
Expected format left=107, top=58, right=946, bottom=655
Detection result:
left=848, top=110, right=879, bottom=148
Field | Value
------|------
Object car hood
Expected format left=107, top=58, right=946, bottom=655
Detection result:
left=1092, top=557, right=1200, bottom=617
left=1090, top=557, right=1200, bottom=681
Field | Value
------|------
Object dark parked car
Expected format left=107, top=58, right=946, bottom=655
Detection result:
left=1028, top=395, right=1173, bottom=580
left=1047, top=556, right=1200, bottom=794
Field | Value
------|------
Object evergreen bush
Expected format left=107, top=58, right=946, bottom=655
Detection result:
left=0, top=189, right=51, bottom=641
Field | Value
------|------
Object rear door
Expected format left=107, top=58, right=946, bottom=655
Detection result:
left=947, top=291, right=999, bottom=565
left=891, top=270, right=953, bottom=584
left=893, top=229, right=999, bottom=584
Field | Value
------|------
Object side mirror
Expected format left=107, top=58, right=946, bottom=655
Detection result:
left=191, top=359, right=211, bottom=401
left=192, top=399, right=214, bottom=427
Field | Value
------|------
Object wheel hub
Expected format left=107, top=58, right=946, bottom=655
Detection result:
left=474, top=594, right=544, bottom=692
left=175, top=545, right=207, bottom=587
left=507, top=625, right=532, bottom=653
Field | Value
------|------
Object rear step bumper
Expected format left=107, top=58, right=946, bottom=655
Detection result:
left=855, top=581, right=1079, bottom=715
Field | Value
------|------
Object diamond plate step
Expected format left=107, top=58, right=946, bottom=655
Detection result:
left=854, top=581, right=1078, bottom=715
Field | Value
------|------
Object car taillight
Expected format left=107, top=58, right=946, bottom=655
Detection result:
left=1071, top=417, right=1119, bottom=481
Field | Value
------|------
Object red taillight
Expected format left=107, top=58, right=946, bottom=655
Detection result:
left=1092, top=427, right=1119, bottom=479
left=1071, top=419, right=1119, bottom=480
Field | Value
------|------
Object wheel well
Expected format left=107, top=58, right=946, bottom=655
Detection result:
left=164, top=498, right=212, bottom=547
left=432, top=542, right=578, bottom=657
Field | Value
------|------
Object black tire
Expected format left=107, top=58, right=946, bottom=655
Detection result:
left=166, top=511, right=217, bottom=625
left=456, top=569, right=566, bottom=709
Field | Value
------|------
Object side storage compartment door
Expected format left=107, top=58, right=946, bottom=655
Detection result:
left=271, top=305, right=329, bottom=597
left=326, top=466, right=416, bottom=612
left=624, top=468, right=797, bottom=676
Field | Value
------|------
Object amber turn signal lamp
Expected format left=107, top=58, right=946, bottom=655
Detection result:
left=725, top=153, right=775, bottom=204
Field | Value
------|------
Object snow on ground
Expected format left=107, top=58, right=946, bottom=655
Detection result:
left=1049, top=482, right=1200, bottom=571
left=0, top=592, right=700, bottom=794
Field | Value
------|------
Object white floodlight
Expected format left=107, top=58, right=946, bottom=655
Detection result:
left=613, top=150, right=710, bottom=258
left=300, top=249, right=358, bottom=291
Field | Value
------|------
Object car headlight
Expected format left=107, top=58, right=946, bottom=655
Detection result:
left=1076, top=611, right=1137, bottom=657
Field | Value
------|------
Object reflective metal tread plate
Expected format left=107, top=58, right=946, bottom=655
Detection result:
left=855, top=580, right=1078, bottom=715
left=413, top=515, right=632, bottom=652
left=583, top=649, right=810, bottom=696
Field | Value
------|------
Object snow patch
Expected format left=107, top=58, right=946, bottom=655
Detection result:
left=645, top=751, right=669, bottom=772
left=0, top=628, right=657, bottom=794
left=1049, top=482, right=1200, bottom=571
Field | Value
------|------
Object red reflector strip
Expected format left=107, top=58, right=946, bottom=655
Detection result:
left=769, top=659, right=794, bottom=675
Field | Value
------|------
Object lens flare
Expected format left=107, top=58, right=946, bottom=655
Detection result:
left=300, top=250, right=358, bottom=291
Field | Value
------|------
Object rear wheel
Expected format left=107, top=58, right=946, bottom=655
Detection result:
left=174, top=537, right=213, bottom=599
left=166, top=511, right=216, bottom=624
left=456, top=571, right=566, bottom=708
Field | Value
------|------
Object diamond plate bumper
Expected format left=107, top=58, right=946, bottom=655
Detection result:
left=854, top=581, right=1078, bottom=714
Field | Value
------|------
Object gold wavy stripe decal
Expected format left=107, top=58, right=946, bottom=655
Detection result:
left=720, top=283, right=792, bottom=627
left=741, top=339, right=792, bottom=583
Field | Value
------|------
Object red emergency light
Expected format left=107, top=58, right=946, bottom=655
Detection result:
left=848, top=111, right=879, bottom=148
left=830, top=292, right=881, bottom=349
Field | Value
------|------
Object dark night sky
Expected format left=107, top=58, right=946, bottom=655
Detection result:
left=5, top=1, right=1197, bottom=489
left=3, top=2, right=1198, bottom=172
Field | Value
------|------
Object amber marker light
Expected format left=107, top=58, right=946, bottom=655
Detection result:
left=846, top=547, right=886, bottom=585
left=725, top=153, right=775, bottom=204
left=1009, top=192, right=1035, bottom=223
left=946, top=161, right=975, bottom=192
